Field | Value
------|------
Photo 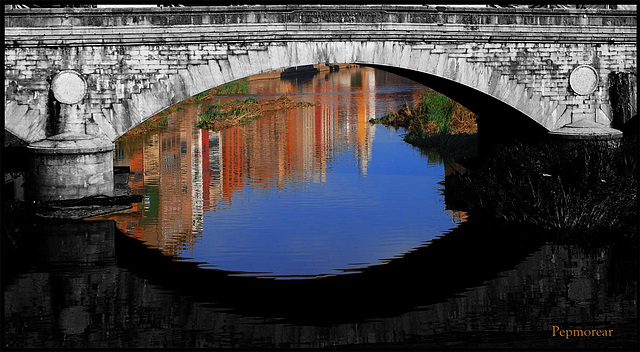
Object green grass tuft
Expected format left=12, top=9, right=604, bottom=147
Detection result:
left=370, top=89, right=477, bottom=158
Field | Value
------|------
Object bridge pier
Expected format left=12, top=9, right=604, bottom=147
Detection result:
left=549, top=119, right=623, bottom=142
left=26, top=70, right=114, bottom=201
left=27, top=133, right=114, bottom=201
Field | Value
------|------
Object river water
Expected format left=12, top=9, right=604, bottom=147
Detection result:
left=3, top=66, right=637, bottom=349
left=108, top=66, right=460, bottom=279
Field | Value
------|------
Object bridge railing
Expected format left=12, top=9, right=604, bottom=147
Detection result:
left=5, top=5, right=637, bottom=28
left=5, top=5, right=636, bottom=48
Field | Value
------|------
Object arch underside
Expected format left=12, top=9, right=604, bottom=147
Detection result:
left=104, top=41, right=563, bottom=141
left=6, top=41, right=573, bottom=143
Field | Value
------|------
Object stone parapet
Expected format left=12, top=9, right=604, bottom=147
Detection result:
left=4, top=5, right=636, bottom=28
left=5, top=22, right=637, bottom=48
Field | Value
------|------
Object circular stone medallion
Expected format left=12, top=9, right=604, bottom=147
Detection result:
left=51, top=70, right=87, bottom=104
left=569, top=65, right=598, bottom=95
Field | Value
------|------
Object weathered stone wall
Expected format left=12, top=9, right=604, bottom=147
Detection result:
left=4, top=6, right=637, bottom=143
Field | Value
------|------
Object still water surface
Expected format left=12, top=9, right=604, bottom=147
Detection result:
left=109, top=66, right=460, bottom=278
left=3, top=66, right=637, bottom=349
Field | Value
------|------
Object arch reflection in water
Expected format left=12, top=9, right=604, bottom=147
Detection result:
left=4, top=220, right=636, bottom=349
left=98, top=66, right=464, bottom=278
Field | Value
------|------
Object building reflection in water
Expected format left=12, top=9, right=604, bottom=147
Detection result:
left=97, top=67, right=384, bottom=259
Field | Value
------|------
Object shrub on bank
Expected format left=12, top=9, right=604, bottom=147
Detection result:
left=196, top=95, right=316, bottom=131
left=370, top=89, right=478, bottom=158
left=445, top=137, right=638, bottom=236
left=197, top=99, right=260, bottom=130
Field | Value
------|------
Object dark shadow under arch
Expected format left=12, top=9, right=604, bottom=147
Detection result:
left=115, top=218, right=546, bottom=326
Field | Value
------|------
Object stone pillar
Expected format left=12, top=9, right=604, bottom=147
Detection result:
left=58, top=103, right=88, bottom=135
left=27, top=133, right=114, bottom=201
left=550, top=64, right=625, bottom=144
left=548, top=119, right=623, bottom=141
left=25, top=69, right=115, bottom=201
left=548, top=120, right=623, bottom=155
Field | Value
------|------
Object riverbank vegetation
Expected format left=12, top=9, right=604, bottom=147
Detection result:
left=445, top=136, right=638, bottom=238
left=196, top=95, right=316, bottom=131
left=369, top=89, right=478, bottom=158
left=121, top=78, right=317, bottom=136
left=371, top=88, right=637, bottom=239
left=120, top=78, right=250, bottom=138
left=193, top=78, right=317, bottom=131
left=122, top=78, right=316, bottom=134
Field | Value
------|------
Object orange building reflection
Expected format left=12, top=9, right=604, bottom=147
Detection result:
left=94, top=66, right=385, bottom=256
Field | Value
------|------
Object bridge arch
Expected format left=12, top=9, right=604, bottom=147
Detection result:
left=102, top=41, right=563, bottom=142
left=5, top=6, right=636, bottom=145
left=4, top=5, right=635, bottom=201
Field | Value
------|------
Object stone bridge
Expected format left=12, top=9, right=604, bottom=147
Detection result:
left=4, top=5, right=637, bottom=200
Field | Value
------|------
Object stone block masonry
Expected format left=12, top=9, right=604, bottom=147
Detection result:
left=4, top=5, right=637, bottom=144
